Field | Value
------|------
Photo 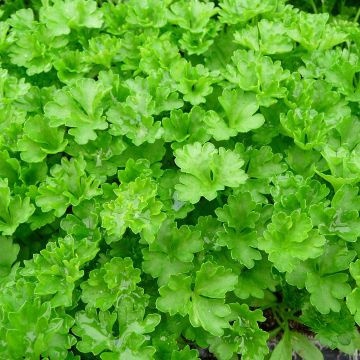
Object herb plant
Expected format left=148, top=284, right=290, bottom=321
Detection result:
left=0, top=0, right=360, bottom=359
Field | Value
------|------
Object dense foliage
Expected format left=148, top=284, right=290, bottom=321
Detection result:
left=0, top=0, right=360, bottom=358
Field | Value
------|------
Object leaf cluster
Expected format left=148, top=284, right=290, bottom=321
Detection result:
left=0, top=0, right=360, bottom=359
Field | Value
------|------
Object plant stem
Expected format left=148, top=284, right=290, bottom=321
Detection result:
left=269, top=327, right=282, bottom=339
left=272, top=309, right=283, bottom=327
left=321, top=0, right=326, bottom=13
left=309, top=0, right=317, bottom=13
left=354, top=7, right=360, bottom=23
left=340, top=0, right=346, bottom=14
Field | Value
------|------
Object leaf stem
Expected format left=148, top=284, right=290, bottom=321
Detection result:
left=272, top=309, right=283, bottom=327
left=340, top=0, right=346, bottom=14
left=321, top=0, right=326, bottom=13
left=354, top=7, right=360, bottom=23
left=309, top=0, right=317, bottom=13
left=269, top=326, right=282, bottom=339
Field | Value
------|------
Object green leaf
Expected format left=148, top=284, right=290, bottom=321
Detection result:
left=0, top=179, right=35, bottom=235
left=85, top=35, right=121, bottom=68
left=272, top=173, right=330, bottom=214
left=291, top=332, right=323, bottom=360
left=36, top=156, right=102, bottom=217
left=322, top=185, right=360, bottom=242
left=18, top=114, right=68, bottom=162
left=350, top=260, right=360, bottom=286
left=313, top=242, right=356, bottom=275
left=234, top=20, right=293, bottom=54
left=332, top=184, right=360, bottom=212
left=234, top=259, right=277, bottom=299
left=45, top=78, right=110, bottom=144
left=218, top=88, right=265, bottom=133
left=300, top=304, right=358, bottom=350
left=170, top=59, right=217, bottom=105
left=175, top=142, right=247, bottom=203
left=270, top=329, right=292, bottom=360
left=0, top=236, right=19, bottom=277
left=216, top=191, right=259, bottom=229
left=3, top=297, right=75, bottom=359
left=74, top=282, right=161, bottom=357
left=73, top=309, right=116, bottom=355
left=53, top=50, right=90, bottom=83
left=7, top=9, right=68, bottom=75
left=280, top=108, right=330, bottom=150
left=142, top=220, right=203, bottom=285
left=218, top=0, right=277, bottom=24
left=157, top=262, right=237, bottom=336
left=106, top=99, right=163, bottom=146
left=168, top=0, right=217, bottom=33
left=21, top=236, right=99, bottom=307
left=346, top=288, right=360, bottom=326
left=194, top=262, right=237, bottom=299
left=247, top=146, right=288, bottom=179
left=168, top=0, right=220, bottom=55
left=171, top=345, right=199, bottom=360
left=156, top=274, right=192, bottom=316
left=288, top=12, right=347, bottom=51
left=260, top=211, right=326, bottom=273
left=81, top=257, right=142, bottom=310
left=229, top=304, right=269, bottom=360
left=306, top=272, right=351, bottom=314
left=217, top=229, right=262, bottom=268
left=162, top=106, right=211, bottom=146
left=189, top=295, right=232, bottom=337
left=40, top=0, right=103, bottom=36
left=125, top=0, right=168, bottom=28
left=0, top=150, right=21, bottom=186
left=224, top=50, right=289, bottom=106
left=66, top=132, right=127, bottom=182
left=101, top=177, right=166, bottom=243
